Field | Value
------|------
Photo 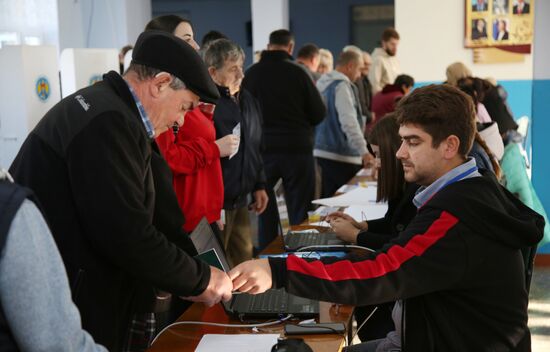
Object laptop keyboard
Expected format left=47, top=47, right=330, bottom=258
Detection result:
left=247, top=289, right=288, bottom=312
left=287, top=232, right=327, bottom=248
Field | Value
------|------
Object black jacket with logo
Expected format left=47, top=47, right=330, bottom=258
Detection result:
left=9, top=71, right=210, bottom=351
left=270, top=171, right=543, bottom=351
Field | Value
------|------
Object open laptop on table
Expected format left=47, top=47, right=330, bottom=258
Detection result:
left=189, top=218, right=319, bottom=319
left=273, top=179, right=348, bottom=251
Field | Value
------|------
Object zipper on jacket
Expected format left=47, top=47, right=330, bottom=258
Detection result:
left=401, top=300, right=406, bottom=351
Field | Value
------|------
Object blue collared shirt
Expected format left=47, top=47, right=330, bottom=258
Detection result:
left=126, top=83, right=155, bottom=139
left=413, top=157, right=481, bottom=209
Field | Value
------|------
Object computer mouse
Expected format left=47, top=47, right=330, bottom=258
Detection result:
left=271, top=337, right=313, bottom=352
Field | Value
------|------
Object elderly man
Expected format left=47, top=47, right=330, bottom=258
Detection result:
left=204, top=38, right=268, bottom=266
left=229, top=85, right=543, bottom=352
left=343, top=45, right=373, bottom=125
left=9, top=31, right=233, bottom=351
left=315, top=50, right=369, bottom=197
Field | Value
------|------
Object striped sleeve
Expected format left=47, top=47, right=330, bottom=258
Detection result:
left=270, top=209, right=468, bottom=306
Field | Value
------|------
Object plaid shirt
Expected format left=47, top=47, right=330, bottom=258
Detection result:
left=123, top=313, right=156, bottom=352
left=122, top=83, right=158, bottom=352
left=127, top=83, right=155, bottom=139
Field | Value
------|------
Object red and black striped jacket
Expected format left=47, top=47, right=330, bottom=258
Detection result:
left=269, top=172, right=543, bottom=352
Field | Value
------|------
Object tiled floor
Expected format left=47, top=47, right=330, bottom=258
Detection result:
left=529, top=266, right=550, bottom=351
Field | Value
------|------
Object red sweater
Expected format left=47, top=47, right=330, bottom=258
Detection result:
left=156, top=108, right=223, bottom=232
left=371, top=84, right=404, bottom=121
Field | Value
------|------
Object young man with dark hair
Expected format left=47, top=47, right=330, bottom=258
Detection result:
left=242, top=29, right=326, bottom=251
left=369, top=27, right=401, bottom=94
left=229, top=84, right=543, bottom=352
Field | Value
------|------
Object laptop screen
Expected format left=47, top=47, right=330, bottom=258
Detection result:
left=274, top=179, right=290, bottom=235
left=189, top=218, right=232, bottom=272
left=189, top=218, right=235, bottom=313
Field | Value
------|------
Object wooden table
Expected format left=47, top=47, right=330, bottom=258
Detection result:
left=147, top=232, right=354, bottom=352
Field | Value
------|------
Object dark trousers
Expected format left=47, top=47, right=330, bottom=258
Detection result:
left=317, top=157, right=362, bottom=198
left=256, top=153, right=315, bottom=252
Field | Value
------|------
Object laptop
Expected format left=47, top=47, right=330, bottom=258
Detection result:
left=273, top=179, right=348, bottom=251
left=189, top=218, right=319, bottom=318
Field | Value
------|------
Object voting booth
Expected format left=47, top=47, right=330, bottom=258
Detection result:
left=60, top=48, right=118, bottom=97
left=0, top=45, right=61, bottom=167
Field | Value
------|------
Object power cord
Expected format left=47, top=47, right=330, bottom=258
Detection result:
left=150, top=314, right=293, bottom=345
left=296, top=244, right=375, bottom=253
left=348, top=306, right=378, bottom=346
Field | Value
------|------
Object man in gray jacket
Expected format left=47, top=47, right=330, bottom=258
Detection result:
left=315, top=50, right=370, bottom=197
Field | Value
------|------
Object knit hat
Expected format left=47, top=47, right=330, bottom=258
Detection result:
left=132, top=30, right=220, bottom=103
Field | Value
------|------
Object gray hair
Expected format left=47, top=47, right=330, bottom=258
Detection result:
left=126, top=62, right=186, bottom=90
left=342, top=45, right=363, bottom=57
left=336, top=50, right=362, bottom=67
left=203, top=39, right=245, bottom=70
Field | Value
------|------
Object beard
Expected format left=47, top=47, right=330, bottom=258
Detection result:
left=385, top=48, right=396, bottom=56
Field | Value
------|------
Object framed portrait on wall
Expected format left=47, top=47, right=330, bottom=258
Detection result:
left=465, top=0, right=534, bottom=52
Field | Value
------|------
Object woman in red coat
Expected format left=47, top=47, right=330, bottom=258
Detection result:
left=150, top=15, right=238, bottom=231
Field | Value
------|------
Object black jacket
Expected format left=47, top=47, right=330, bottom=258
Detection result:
left=270, top=171, right=543, bottom=351
left=357, top=183, right=419, bottom=250
left=9, top=71, right=210, bottom=351
left=482, top=85, right=518, bottom=135
left=214, top=86, right=266, bottom=209
left=242, top=50, right=326, bottom=154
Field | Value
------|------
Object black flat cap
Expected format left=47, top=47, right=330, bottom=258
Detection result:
left=132, top=30, right=219, bottom=104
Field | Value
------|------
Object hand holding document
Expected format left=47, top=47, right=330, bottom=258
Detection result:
left=229, top=123, right=241, bottom=159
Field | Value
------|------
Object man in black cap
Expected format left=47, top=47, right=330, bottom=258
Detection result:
left=9, top=31, right=231, bottom=351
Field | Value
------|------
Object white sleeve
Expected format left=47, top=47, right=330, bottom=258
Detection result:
left=368, top=57, right=384, bottom=94
left=334, top=82, right=368, bottom=155
left=0, top=200, right=107, bottom=352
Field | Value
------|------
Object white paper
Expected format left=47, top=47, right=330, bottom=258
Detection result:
left=313, top=206, right=340, bottom=216
left=344, top=203, right=388, bottom=221
left=195, top=334, right=280, bottom=352
left=308, top=221, right=331, bottom=227
left=312, top=187, right=378, bottom=207
left=229, top=123, right=241, bottom=159
left=356, top=168, right=373, bottom=176
left=336, top=184, right=359, bottom=193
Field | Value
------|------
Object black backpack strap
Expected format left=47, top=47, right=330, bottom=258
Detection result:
left=0, top=180, right=33, bottom=250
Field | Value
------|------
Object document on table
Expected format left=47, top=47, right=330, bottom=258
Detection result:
left=312, top=187, right=378, bottom=207
left=356, top=168, right=373, bottom=176
left=195, top=334, right=280, bottom=352
left=344, top=203, right=388, bottom=221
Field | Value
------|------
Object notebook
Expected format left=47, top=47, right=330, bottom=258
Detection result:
left=190, top=218, right=319, bottom=318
